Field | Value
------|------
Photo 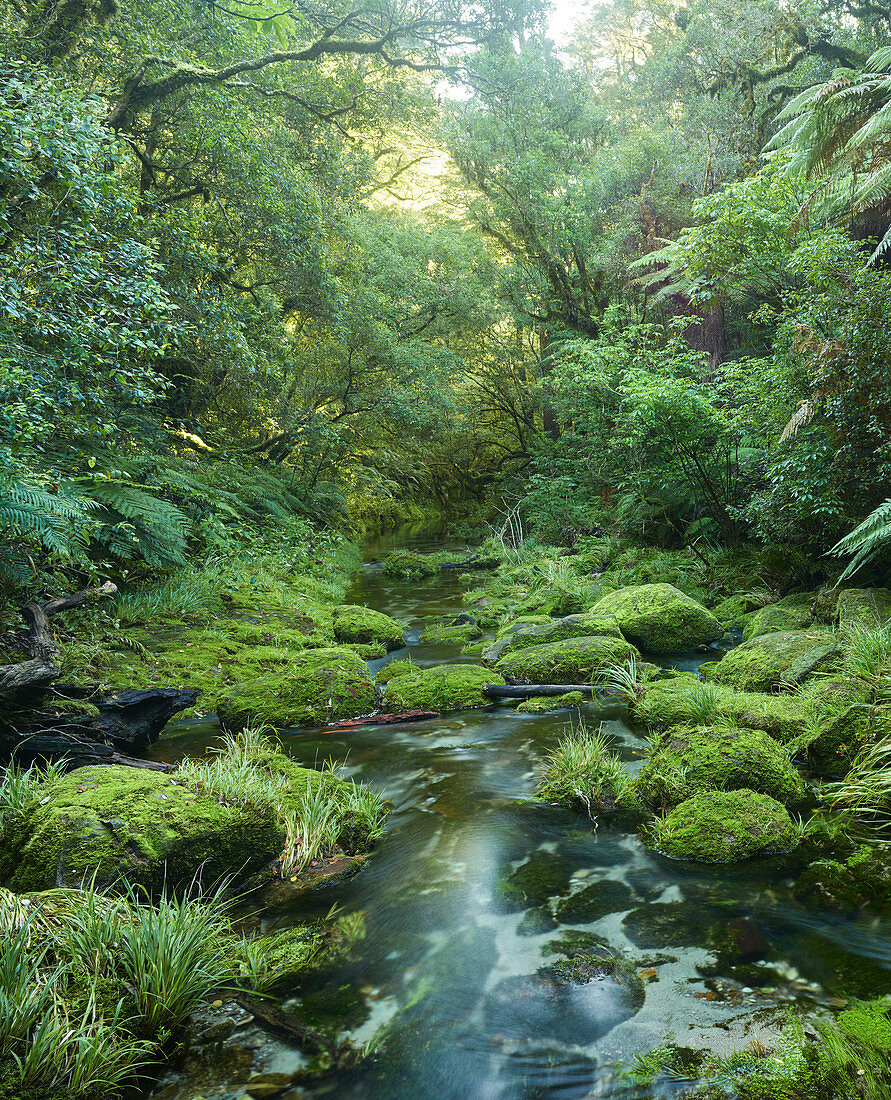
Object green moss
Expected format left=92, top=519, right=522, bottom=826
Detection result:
left=217, top=646, right=375, bottom=729
left=542, top=929, right=614, bottom=958
left=632, top=674, right=811, bottom=741
left=346, top=641, right=388, bottom=659
left=517, top=691, right=585, bottom=713
left=651, top=788, right=800, bottom=862
left=591, top=583, right=722, bottom=653
left=711, top=594, right=755, bottom=628
left=494, top=634, right=638, bottom=685
left=743, top=594, right=815, bottom=640
left=483, top=612, right=623, bottom=663
left=0, top=764, right=284, bottom=894
left=381, top=663, right=501, bottom=711
left=494, top=851, right=574, bottom=911
left=517, top=907, right=558, bottom=935
left=496, top=614, right=553, bottom=637
left=795, top=703, right=889, bottom=775
left=418, top=622, right=482, bottom=644
left=837, top=588, right=891, bottom=631
left=622, top=901, right=711, bottom=948
left=707, top=630, right=841, bottom=691
left=374, top=658, right=418, bottom=685
left=382, top=549, right=442, bottom=578
left=333, top=604, right=405, bottom=649
left=252, top=924, right=326, bottom=988
left=794, top=846, right=891, bottom=912
left=836, top=1001, right=891, bottom=1053
left=41, top=697, right=102, bottom=719
left=638, top=725, right=807, bottom=807
left=460, top=640, right=487, bottom=656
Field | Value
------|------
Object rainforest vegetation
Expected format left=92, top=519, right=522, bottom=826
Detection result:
left=5, top=0, right=891, bottom=1097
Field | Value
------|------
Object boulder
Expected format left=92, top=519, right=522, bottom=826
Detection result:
left=793, top=703, right=888, bottom=776
left=637, top=726, right=807, bottom=808
left=742, top=594, right=814, bottom=640
left=380, top=663, right=502, bottom=711
left=482, top=612, right=622, bottom=664
left=706, top=630, right=840, bottom=692
left=418, top=622, right=482, bottom=644
left=333, top=605, right=405, bottom=650
left=651, top=788, right=799, bottom=862
left=0, top=764, right=284, bottom=893
left=517, top=691, right=585, bottom=714
left=837, top=587, right=891, bottom=631
left=591, top=584, right=722, bottom=653
left=217, top=646, right=375, bottom=729
left=494, top=635, right=638, bottom=685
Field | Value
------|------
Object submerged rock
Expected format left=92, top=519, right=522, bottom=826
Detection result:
left=637, top=726, right=807, bottom=807
left=554, top=880, right=634, bottom=923
left=494, top=851, right=574, bottom=912
left=380, top=662, right=502, bottom=711
left=706, top=629, right=840, bottom=691
left=333, top=604, right=406, bottom=650
left=591, top=583, right=722, bottom=653
left=217, top=646, right=375, bottom=729
left=794, top=846, right=891, bottom=913
left=494, top=635, right=637, bottom=685
left=650, top=788, right=800, bottom=862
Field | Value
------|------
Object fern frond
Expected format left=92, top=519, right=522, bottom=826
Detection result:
left=832, top=498, right=891, bottom=580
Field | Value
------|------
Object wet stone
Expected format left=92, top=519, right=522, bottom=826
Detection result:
left=623, top=901, right=717, bottom=948
left=494, top=851, right=574, bottom=912
left=517, top=907, right=558, bottom=935
left=554, top=879, right=634, bottom=924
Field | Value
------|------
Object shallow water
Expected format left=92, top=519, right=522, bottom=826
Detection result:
left=154, top=528, right=891, bottom=1099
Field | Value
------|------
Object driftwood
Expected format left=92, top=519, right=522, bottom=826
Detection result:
left=484, top=684, right=598, bottom=699
left=439, top=555, right=498, bottom=571
left=0, top=581, right=117, bottom=695
left=325, top=709, right=440, bottom=731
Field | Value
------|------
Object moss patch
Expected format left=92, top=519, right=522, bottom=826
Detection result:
left=638, top=725, right=807, bottom=807
left=592, top=583, right=722, bottom=653
left=742, top=593, right=814, bottom=640
left=837, top=587, right=891, bottom=631
left=418, top=622, right=482, bottom=645
left=651, top=788, right=800, bottom=862
left=706, top=630, right=840, bottom=691
left=333, top=605, right=405, bottom=650
left=216, top=646, right=375, bottom=729
left=494, top=634, right=637, bottom=685
left=381, top=663, right=502, bottom=711
left=517, top=691, right=585, bottom=714
left=794, top=703, right=891, bottom=776
left=483, top=612, right=623, bottom=664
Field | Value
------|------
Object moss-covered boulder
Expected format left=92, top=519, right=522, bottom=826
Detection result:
left=217, top=646, right=375, bottom=729
left=418, top=622, right=482, bottom=645
left=651, top=789, right=799, bottom=862
left=517, top=691, right=585, bottom=714
left=711, top=593, right=765, bottom=628
left=742, top=593, right=814, bottom=640
left=0, top=765, right=285, bottom=893
left=380, top=663, right=502, bottom=711
left=381, top=549, right=441, bottom=578
left=494, top=635, right=637, bottom=685
left=631, top=674, right=810, bottom=742
left=792, top=703, right=889, bottom=776
left=837, top=587, right=891, bottom=631
left=482, top=612, right=622, bottom=664
left=706, top=630, right=840, bottom=691
left=637, top=726, right=807, bottom=807
left=591, top=583, right=722, bottom=653
left=793, top=846, right=891, bottom=913
left=333, top=605, right=405, bottom=650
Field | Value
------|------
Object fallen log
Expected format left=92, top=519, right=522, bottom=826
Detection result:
left=324, top=709, right=439, bottom=731
left=484, top=684, right=598, bottom=699
left=6, top=732, right=175, bottom=771
left=439, top=555, right=498, bottom=571
left=0, top=581, right=117, bottom=695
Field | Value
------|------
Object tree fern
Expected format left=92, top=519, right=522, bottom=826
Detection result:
left=0, top=481, right=90, bottom=564
left=69, top=478, right=189, bottom=570
left=832, top=498, right=891, bottom=580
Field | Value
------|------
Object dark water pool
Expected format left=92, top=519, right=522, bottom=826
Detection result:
left=153, top=528, right=891, bottom=1099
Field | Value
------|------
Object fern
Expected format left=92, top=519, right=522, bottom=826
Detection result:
left=0, top=480, right=90, bottom=570
left=69, top=478, right=189, bottom=569
left=831, top=498, right=891, bottom=581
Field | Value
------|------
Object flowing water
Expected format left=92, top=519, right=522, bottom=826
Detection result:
left=154, top=529, right=891, bottom=1099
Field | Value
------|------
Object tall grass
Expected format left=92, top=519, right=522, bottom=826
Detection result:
left=536, top=720, right=635, bottom=816
left=177, top=726, right=287, bottom=808
left=824, top=737, right=891, bottom=831
left=842, top=621, right=891, bottom=680
left=0, top=760, right=66, bottom=828
left=603, top=655, right=641, bottom=703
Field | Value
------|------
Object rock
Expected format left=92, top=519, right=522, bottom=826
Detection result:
left=631, top=674, right=810, bottom=741
left=711, top=594, right=766, bottom=628
left=516, top=691, right=585, bottom=714
left=837, top=587, right=891, bottom=631
left=794, top=846, right=891, bottom=912
left=217, top=646, right=375, bottom=729
left=333, top=605, right=406, bottom=650
left=517, top=907, right=558, bottom=935
left=742, top=593, right=814, bottom=640
left=637, top=726, right=807, bottom=807
left=494, top=851, right=574, bottom=912
left=494, top=635, right=637, bottom=685
left=380, top=663, right=501, bottom=711
left=554, top=880, right=634, bottom=923
left=706, top=630, right=840, bottom=691
left=483, top=612, right=623, bottom=663
left=650, top=789, right=800, bottom=862
left=244, top=1073, right=294, bottom=1098
left=794, top=703, right=888, bottom=775
left=590, top=583, right=722, bottom=653
left=623, top=901, right=714, bottom=948
left=418, top=622, right=482, bottom=644
left=0, top=764, right=284, bottom=893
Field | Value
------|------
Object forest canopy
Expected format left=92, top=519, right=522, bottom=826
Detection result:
left=5, top=0, right=891, bottom=594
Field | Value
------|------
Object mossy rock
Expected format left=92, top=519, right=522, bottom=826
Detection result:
left=517, top=691, right=585, bottom=714
left=217, top=646, right=375, bottom=729
left=333, top=605, right=406, bottom=650
left=637, top=726, right=807, bottom=808
left=711, top=593, right=766, bottom=627
left=374, top=658, right=418, bottom=685
left=418, top=622, right=482, bottom=645
left=494, top=634, right=638, bottom=685
left=252, top=924, right=326, bottom=989
left=742, top=593, right=814, bottom=640
left=794, top=846, right=891, bottom=913
left=632, top=674, right=810, bottom=742
left=494, top=851, right=574, bottom=912
left=495, top=614, right=553, bottom=638
left=623, top=901, right=712, bottom=948
left=517, top=907, right=558, bottom=935
left=794, top=703, right=891, bottom=776
left=837, top=587, right=891, bottom=631
left=381, top=663, right=502, bottom=711
left=591, top=583, right=722, bottom=653
left=381, top=549, right=441, bottom=579
left=651, top=788, right=800, bottom=863
left=836, top=1000, right=891, bottom=1052
left=483, top=612, right=623, bottom=664
left=554, top=880, right=634, bottom=923
left=706, top=630, right=840, bottom=692
left=0, top=765, right=285, bottom=894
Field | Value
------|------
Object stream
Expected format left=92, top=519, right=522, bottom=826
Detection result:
left=152, top=529, right=891, bottom=1100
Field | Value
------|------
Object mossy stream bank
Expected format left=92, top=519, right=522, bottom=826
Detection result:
left=129, top=529, right=891, bottom=1099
